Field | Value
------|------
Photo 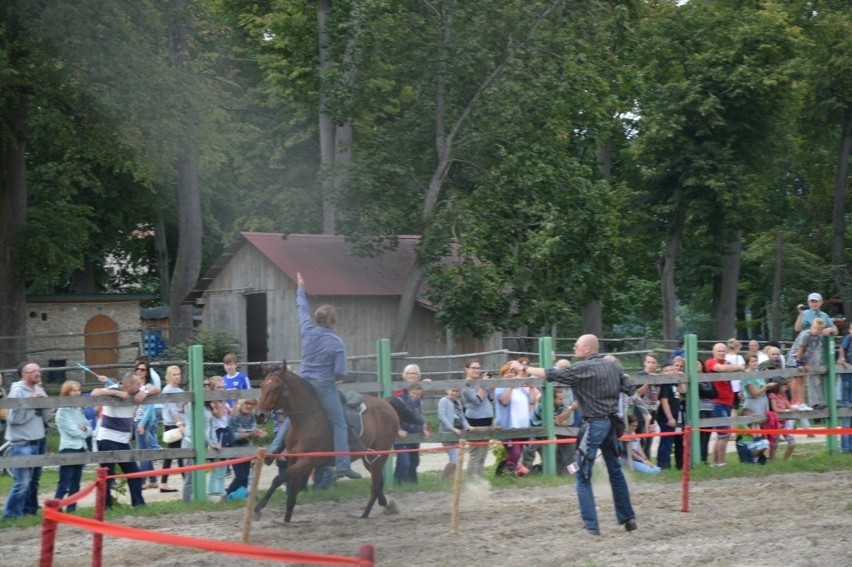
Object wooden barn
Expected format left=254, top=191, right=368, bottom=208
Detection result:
left=184, top=233, right=502, bottom=378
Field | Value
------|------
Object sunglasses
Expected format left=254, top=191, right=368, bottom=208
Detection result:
left=202, top=382, right=211, bottom=387
left=135, top=367, right=148, bottom=372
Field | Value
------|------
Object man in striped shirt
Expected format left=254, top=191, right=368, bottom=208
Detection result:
left=513, top=334, right=638, bottom=536
left=92, top=372, right=148, bottom=507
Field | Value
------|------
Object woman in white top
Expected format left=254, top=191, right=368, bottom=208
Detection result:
left=494, top=361, right=532, bottom=476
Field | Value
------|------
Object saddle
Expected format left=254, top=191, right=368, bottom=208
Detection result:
left=338, top=390, right=367, bottom=441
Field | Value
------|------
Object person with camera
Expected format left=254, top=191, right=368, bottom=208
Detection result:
left=794, top=292, right=837, bottom=337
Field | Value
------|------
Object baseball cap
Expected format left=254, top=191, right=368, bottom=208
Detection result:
left=807, top=292, right=822, bottom=302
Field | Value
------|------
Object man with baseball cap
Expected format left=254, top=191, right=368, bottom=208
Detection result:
left=794, top=292, right=837, bottom=336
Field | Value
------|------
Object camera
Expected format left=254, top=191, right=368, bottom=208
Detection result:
left=797, top=304, right=806, bottom=311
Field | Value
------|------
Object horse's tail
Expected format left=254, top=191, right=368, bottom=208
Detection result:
left=386, top=396, right=422, bottom=427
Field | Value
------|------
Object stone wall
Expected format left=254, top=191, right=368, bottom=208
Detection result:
left=25, top=300, right=143, bottom=383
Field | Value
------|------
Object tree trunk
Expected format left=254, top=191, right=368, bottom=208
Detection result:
left=580, top=301, right=603, bottom=338
left=155, top=210, right=171, bottom=304
left=168, top=152, right=202, bottom=347
left=391, top=1, right=561, bottom=350
left=167, top=0, right=202, bottom=347
left=831, top=116, right=852, bottom=318
left=318, top=0, right=336, bottom=234
left=770, top=229, right=784, bottom=340
left=714, top=229, right=742, bottom=339
left=0, top=112, right=28, bottom=369
left=659, top=207, right=685, bottom=342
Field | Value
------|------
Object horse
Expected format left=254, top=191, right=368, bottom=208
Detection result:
left=255, top=363, right=414, bottom=522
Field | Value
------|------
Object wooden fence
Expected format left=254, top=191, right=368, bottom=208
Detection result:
left=2, top=364, right=849, bottom=471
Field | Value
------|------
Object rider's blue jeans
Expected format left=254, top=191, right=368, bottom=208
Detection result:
left=307, top=379, right=353, bottom=473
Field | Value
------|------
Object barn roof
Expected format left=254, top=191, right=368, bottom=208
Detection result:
left=184, top=233, right=433, bottom=305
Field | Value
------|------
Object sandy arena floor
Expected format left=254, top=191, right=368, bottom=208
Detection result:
left=2, top=444, right=851, bottom=566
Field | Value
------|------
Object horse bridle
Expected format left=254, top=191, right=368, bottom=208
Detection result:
left=264, top=369, right=322, bottom=417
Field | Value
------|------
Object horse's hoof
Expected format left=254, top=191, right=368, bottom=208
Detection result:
left=383, top=500, right=399, bottom=515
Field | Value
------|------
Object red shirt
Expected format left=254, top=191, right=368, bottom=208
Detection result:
left=706, top=358, right=734, bottom=406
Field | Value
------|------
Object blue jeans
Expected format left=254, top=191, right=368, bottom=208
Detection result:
left=656, top=419, right=675, bottom=470
left=2, top=441, right=40, bottom=519
left=393, top=443, right=420, bottom=484
left=267, top=417, right=291, bottom=455
left=839, top=374, right=852, bottom=406
left=55, top=448, right=86, bottom=511
left=631, top=460, right=661, bottom=474
left=307, top=380, right=352, bottom=472
left=841, top=417, right=852, bottom=453
left=97, top=439, right=146, bottom=507
left=25, top=437, right=46, bottom=515
left=135, top=421, right=161, bottom=484
left=575, top=418, right=635, bottom=532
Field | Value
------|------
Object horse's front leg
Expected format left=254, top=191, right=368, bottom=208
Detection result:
left=254, top=463, right=289, bottom=521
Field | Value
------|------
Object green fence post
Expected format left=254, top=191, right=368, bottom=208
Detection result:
left=685, top=334, right=701, bottom=467
left=538, top=337, right=556, bottom=476
left=825, top=336, right=838, bottom=454
left=188, top=344, right=208, bottom=502
left=377, top=339, right=394, bottom=484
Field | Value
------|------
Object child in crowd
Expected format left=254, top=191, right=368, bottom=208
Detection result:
left=222, top=353, right=251, bottom=414
left=226, top=399, right=267, bottom=500
left=438, top=387, right=472, bottom=479
left=159, top=365, right=184, bottom=493
left=627, top=414, right=661, bottom=474
left=767, top=379, right=797, bottom=461
left=394, top=383, right=428, bottom=484
left=206, top=377, right=230, bottom=500
left=735, top=409, right=769, bottom=465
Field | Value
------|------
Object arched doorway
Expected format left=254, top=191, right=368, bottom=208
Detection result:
left=84, top=315, right=119, bottom=379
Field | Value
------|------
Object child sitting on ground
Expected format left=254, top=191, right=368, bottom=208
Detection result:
left=627, top=414, right=661, bottom=474
left=736, top=409, right=769, bottom=465
left=767, top=379, right=797, bottom=461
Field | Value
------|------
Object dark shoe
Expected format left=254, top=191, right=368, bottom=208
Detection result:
left=585, top=526, right=601, bottom=536
left=624, top=519, right=638, bottom=532
left=336, top=469, right=362, bottom=479
left=160, top=487, right=178, bottom=493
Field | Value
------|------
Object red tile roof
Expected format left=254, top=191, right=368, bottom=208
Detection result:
left=184, top=233, right=431, bottom=304
left=243, top=232, right=420, bottom=296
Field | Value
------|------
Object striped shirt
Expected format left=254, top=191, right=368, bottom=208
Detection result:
left=545, top=355, right=636, bottom=419
left=97, top=385, right=137, bottom=444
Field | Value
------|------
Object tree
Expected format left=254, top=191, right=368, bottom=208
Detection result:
left=632, top=0, right=805, bottom=340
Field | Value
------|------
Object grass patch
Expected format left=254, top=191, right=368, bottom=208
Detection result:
left=2, top=444, right=850, bottom=529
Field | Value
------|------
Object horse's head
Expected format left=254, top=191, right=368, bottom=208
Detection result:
left=256, top=362, right=290, bottom=424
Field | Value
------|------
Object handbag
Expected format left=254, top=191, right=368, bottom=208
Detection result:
left=698, top=381, right=718, bottom=399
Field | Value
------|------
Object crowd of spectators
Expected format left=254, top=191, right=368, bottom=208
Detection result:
left=2, top=291, right=850, bottom=518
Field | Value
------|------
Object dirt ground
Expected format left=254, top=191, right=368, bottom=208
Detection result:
left=3, top=449, right=851, bottom=567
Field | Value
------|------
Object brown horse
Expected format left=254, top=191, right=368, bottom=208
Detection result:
left=255, top=363, right=404, bottom=522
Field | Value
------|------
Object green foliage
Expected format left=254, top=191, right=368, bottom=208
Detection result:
left=167, top=328, right=241, bottom=364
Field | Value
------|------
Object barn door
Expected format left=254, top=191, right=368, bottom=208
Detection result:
left=245, top=293, right=268, bottom=382
left=84, top=314, right=119, bottom=379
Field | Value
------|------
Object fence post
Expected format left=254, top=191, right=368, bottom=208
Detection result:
left=40, top=499, right=60, bottom=567
left=188, top=344, right=208, bottom=502
left=685, top=334, right=701, bottom=467
left=93, top=467, right=107, bottom=567
left=824, top=336, right=838, bottom=454
left=376, top=339, right=394, bottom=484
left=538, top=336, right=556, bottom=476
